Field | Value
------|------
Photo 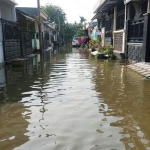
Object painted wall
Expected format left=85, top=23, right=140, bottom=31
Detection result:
left=0, top=0, right=16, bottom=64
left=0, top=1, right=16, bottom=21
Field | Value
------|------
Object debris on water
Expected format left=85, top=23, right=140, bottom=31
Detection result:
left=96, top=129, right=104, bottom=133
left=107, top=135, right=112, bottom=138
left=140, top=139, right=149, bottom=145
left=101, top=118, right=107, bottom=121
left=8, top=136, right=15, bottom=140
left=128, top=143, right=135, bottom=148
left=145, top=75, right=150, bottom=80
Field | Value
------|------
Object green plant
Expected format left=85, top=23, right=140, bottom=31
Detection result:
left=89, top=37, right=102, bottom=49
left=98, top=44, right=113, bottom=55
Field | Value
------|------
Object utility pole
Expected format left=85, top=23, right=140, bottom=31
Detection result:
left=37, top=0, right=42, bottom=52
left=57, top=9, right=60, bottom=43
left=58, top=11, right=60, bottom=32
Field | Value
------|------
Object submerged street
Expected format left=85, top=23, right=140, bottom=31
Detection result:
left=0, top=46, right=150, bottom=150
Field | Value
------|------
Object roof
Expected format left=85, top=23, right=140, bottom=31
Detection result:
left=89, top=22, right=98, bottom=27
left=94, top=0, right=121, bottom=14
left=1, top=0, right=18, bottom=5
left=16, top=7, right=38, bottom=18
left=43, top=21, right=55, bottom=29
left=16, top=9, right=36, bottom=22
left=92, top=0, right=122, bottom=20
left=91, top=13, right=101, bottom=21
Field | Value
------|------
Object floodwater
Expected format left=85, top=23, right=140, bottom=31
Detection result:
left=0, top=46, right=150, bottom=150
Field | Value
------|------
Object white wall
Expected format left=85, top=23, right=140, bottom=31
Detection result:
left=0, top=21, right=4, bottom=64
left=0, top=0, right=17, bottom=64
left=0, top=1, right=16, bottom=21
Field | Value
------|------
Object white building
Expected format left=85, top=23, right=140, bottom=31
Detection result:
left=0, top=0, right=17, bottom=65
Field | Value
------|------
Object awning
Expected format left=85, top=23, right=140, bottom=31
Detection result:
left=94, top=0, right=120, bottom=14
left=19, top=12, right=35, bottom=22
left=91, top=13, right=101, bottom=21
left=43, top=21, right=54, bottom=29
left=92, top=0, right=121, bottom=20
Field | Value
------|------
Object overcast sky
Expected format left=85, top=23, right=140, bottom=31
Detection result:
left=15, top=0, right=97, bottom=23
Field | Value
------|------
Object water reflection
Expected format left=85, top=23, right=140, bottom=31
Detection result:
left=0, top=50, right=53, bottom=150
left=0, top=47, right=150, bottom=150
left=93, top=59, right=150, bottom=149
left=0, top=68, right=6, bottom=88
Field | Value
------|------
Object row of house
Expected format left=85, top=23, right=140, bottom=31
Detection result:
left=92, top=0, right=150, bottom=63
left=0, top=0, right=58, bottom=67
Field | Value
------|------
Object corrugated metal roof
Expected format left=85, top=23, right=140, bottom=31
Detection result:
left=16, top=7, right=38, bottom=18
left=16, top=9, right=36, bottom=22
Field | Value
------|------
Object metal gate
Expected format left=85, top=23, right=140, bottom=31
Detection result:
left=1, top=19, right=21, bottom=61
left=20, top=28, right=35, bottom=56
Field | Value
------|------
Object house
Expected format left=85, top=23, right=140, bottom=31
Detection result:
left=92, top=0, right=125, bottom=59
left=92, top=0, right=150, bottom=62
left=16, top=7, right=55, bottom=51
left=16, top=9, right=36, bottom=56
left=0, top=0, right=21, bottom=64
left=125, top=0, right=149, bottom=62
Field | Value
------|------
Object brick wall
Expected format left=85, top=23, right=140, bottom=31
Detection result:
left=114, top=32, right=123, bottom=52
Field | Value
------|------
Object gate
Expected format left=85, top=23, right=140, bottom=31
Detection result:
left=20, top=28, right=35, bottom=56
left=1, top=19, right=21, bottom=61
left=42, top=31, right=49, bottom=50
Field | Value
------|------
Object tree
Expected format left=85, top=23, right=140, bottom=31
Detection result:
left=42, top=4, right=66, bottom=35
left=79, top=16, right=87, bottom=24
left=63, top=22, right=86, bottom=41
left=42, top=4, right=87, bottom=41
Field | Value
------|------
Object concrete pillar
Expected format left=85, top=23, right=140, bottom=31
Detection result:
left=123, top=4, right=127, bottom=54
left=127, top=4, right=131, bottom=20
left=12, top=5, right=16, bottom=21
left=148, top=0, right=150, bottom=13
left=113, top=6, right=117, bottom=31
left=124, top=4, right=127, bottom=29
left=0, top=15, right=4, bottom=65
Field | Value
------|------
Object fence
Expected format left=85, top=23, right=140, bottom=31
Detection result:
left=42, top=31, right=50, bottom=50
left=128, top=19, right=144, bottom=43
left=1, top=19, right=21, bottom=61
left=20, top=28, right=35, bottom=56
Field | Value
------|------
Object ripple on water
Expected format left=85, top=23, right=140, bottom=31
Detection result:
left=0, top=49, right=150, bottom=150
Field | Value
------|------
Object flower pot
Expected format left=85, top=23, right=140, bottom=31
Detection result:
left=97, top=53, right=105, bottom=59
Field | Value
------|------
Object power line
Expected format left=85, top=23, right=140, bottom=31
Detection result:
left=73, top=0, right=93, bottom=14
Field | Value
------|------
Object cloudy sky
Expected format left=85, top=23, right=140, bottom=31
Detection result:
left=15, top=0, right=97, bottom=23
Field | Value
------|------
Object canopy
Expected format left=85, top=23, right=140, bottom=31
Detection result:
left=19, top=12, right=35, bottom=22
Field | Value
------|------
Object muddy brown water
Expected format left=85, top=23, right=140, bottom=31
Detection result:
left=0, top=47, right=150, bottom=150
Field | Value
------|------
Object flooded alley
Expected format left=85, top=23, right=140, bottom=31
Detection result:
left=0, top=46, right=150, bottom=150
